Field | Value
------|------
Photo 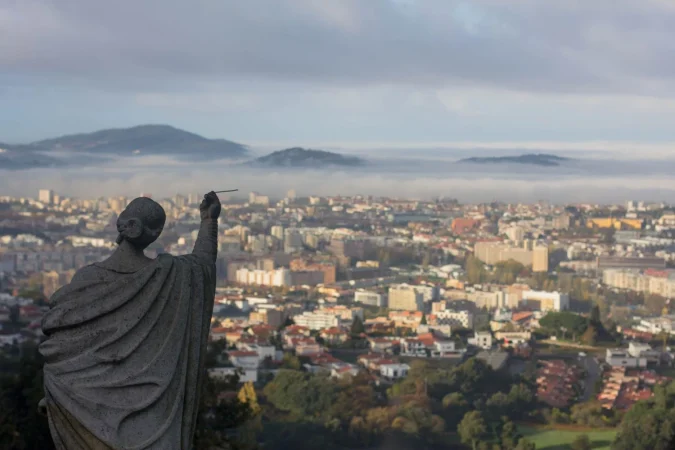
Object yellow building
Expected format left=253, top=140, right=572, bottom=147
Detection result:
left=532, top=246, right=549, bottom=273
left=586, top=217, right=643, bottom=230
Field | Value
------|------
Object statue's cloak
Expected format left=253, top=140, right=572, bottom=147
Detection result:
left=39, top=253, right=216, bottom=450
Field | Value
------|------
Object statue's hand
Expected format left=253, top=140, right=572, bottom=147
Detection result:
left=200, top=191, right=221, bottom=220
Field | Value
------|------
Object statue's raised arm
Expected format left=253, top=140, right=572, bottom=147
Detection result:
left=39, top=194, right=219, bottom=450
left=191, top=191, right=221, bottom=263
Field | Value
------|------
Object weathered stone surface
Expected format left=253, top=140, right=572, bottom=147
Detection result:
left=39, top=193, right=221, bottom=449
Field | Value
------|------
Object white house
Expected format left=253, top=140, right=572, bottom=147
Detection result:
left=368, top=338, right=396, bottom=353
left=380, top=363, right=410, bottom=380
left=237, top=343, right=277, bottom=362
left=331, top=363, right=360, bottom=379
left=228, top=351, right=260, bottom=370
left=430, top=339, right=463, bottom=358
left=468, top=331, right=493, bottom=350
left=495, top=331, right=532, bottom=347
left=400, top=338, right=427, bottom=357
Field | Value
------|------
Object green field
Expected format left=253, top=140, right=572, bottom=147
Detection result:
left=519, top=426, right=617, bottom=450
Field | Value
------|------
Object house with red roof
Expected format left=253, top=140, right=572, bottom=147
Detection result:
left=320, top=327, right=350, bottom=345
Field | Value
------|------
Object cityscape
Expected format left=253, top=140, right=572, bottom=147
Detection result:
left=2, top=188, right=675, bottom=448
left=4, top=0, right=675, bottom=449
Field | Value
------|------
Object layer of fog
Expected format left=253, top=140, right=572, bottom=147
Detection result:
left=2, top=150, right=675, bottom=205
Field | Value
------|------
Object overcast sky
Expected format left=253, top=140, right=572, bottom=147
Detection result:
left=2, top=0, right=675, bottom=148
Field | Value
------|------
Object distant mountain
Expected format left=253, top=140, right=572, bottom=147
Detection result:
left=2, top=125, right=249, bottom=161
left=248, top=147, right=366, bottom=168
left=458, top=153, right=571, bottom=167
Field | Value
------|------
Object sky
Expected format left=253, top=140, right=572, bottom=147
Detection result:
left=2, top=0, right=675, bottom=148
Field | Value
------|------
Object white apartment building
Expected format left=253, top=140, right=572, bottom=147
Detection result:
left=354, top=290, right=387, bottom=307
left=604, top=269, right=675, bottom=297
left=235, top=268, right=291, bottom=287
left=293, top=311, right=341, bottom=330
left=434, top=310, right=473, bottom=329
left=317, top=305, right=364, bottom=322
left=414, top=285, right=441, bottom=303
left=521, top=290, right=569, bottom=311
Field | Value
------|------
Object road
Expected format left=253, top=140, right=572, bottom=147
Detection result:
left=579, top=354, right=602, bottom=402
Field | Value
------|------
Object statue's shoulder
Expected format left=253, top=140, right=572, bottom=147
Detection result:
left=71, top=264, right=108, bottom=283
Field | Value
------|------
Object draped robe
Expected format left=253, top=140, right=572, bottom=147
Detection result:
left=39, top=251, right=216, bottom=450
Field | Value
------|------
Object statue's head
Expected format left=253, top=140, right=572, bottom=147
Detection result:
left=115, top=197, right=166, bottom=249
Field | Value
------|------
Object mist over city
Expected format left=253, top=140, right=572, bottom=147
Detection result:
left=2, top=146, right=675, bottom=204
left=4, top=1, right=675, bottom=450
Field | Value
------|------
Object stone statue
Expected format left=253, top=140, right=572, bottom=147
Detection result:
left=38, top=192, right=221, bottom=449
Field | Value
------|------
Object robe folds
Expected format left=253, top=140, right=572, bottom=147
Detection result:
left=39, top=253, right=215, bottom=450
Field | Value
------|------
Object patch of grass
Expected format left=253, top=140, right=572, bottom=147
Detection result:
left=519, top=425, right=617, bottom=450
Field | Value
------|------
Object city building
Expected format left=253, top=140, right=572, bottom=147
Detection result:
left=431, top=310, right=474, bottom=329
left=292, top=311, right=341, bottom=331
left=38, top=189, right=54, bottom=205
left=587, top=218, right=643, bottom=230
left=468, top=331, right=493, bottom=349
left=388, top=284, right=424, bottom=311
left=521, top=290, right=569, bottom=311
left=354, top=289, right=387, bottom=307
left=235, top=268, right=291, bottom=287
left=597, top=256, right=666, bottom=271
left=533, top=246, right=549, bottom=272
left=606, top=348, right=647, bottom=368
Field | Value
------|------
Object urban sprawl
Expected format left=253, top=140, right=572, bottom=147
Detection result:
left=4, top=190, right=675, bottom=447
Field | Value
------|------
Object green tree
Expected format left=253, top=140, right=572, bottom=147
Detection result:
left=458, top=411, right=487, bottom=450
left=571, top=434, right=592, bottom=450
left=590, top=305, right=601, bottom=325
left=194, top=370, right=253, bottom=450
left=420, top=313, right=427, bottom=325
left=539, top=311, right=588, bottom=339
left=281, top=353, right=301, bottom=370
left=500, top=420, right=522, bottom=450
left=611, top=381, right=675, bottom=450
left=514, top=438, right=537, bottom=450
left=351, top=316, right=365, bottom=336
left=0, top=343, right=53, bottom=449
left=466, top=255, right=487, bottom=284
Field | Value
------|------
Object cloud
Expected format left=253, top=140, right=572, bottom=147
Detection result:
left=2, top=0, right=675, bottom=97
